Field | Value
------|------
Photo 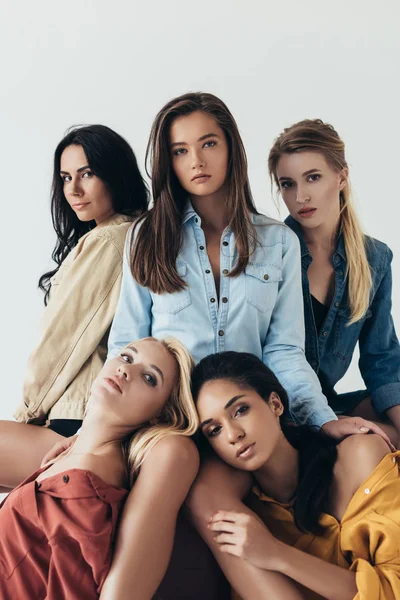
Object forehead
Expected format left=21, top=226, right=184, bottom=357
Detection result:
left=169, top=110, right=222, bottom=143
left=60, top=144, right=87, bottom=170
left=277, top=151, right=332, bottom=176
left=197, top=379, right=244, bottom=416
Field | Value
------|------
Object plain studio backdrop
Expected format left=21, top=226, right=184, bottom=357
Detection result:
left=0, top=0, right=398, bottom=420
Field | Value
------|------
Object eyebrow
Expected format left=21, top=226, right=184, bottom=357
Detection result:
left=126, top=345, right=164, bottom=384
left=170, top=132, right=219, bottom=149
left=200, top=394, right=246, bottom=429
left=278, top=168, right=321, bottom=182
left=60, top=165, right=91, bottom=175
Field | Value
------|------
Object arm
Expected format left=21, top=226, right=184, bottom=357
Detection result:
left=262, top=227, right=337, bottom=428
left=107, top=228, right=152, bottom=359
left=358, top=250, right=400, bottom=421
left=100, top=436, right=199, bottom=600
left=16, top=230, right=127, bottom=423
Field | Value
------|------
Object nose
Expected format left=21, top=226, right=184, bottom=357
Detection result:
left=68, top=177, right=83, bottom=197
left=296, top=184, right=310, bottom=204
left=226, top=423, right=245, bottom=445
left=191, top=149, right=205, bottom=170
left=116, top=364, right=129, bottom=380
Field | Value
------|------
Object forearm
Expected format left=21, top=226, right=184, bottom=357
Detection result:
left=272, top=541, right=357, bottom=600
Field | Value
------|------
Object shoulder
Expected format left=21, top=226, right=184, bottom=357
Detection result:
left=142, top=434, right=199, bottom=475
left=364, top=236, right=393, bottom=272
left=251, top=213, right=299, bottom=248
left=82, top=215, right=134, bottom=257
left=334, top=434, right=389, bottom=491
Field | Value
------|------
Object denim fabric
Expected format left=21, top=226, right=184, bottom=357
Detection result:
left=108, top=202, right=337, bottom=428
left=286, top=215, right=400, bottom=416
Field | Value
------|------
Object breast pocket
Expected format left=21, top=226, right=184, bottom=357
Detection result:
left=151, top=260, right=192, bottom=315
left=245, top=264, right=282, bottom=313
left=333, top=307, right=372, bottom=361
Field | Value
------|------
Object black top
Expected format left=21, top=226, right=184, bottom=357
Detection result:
left=311, top=295, right=329, bottom=334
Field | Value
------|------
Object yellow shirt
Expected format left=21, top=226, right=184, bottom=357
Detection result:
left=14, top=214, right=133, bottom=423
left=243, top=452, right=400, bottom=600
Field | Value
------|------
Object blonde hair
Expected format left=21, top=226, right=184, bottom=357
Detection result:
left=123, top=337, right=198, bottom=486
left=268, top=119, right=372, bottom=324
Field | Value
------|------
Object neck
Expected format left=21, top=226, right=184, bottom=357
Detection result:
left=254, top=434, right=299, bottom=503
left=190, top=188, right=228, bottom=234
left=71, top=413, right=132, bottom=457
left=301, top=217, right=340, bottom=254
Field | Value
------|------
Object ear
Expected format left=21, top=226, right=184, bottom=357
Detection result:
left=268, top=392, right=284, bottom=417
left=338, top=167, right=348, bottom=191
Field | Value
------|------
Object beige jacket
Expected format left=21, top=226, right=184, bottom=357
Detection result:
left=14, top=214, right=133, bottom=424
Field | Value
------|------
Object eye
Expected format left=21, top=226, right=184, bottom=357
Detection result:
left=173, top=148, right=187, bottom=156
left=307, top=173, right=320, bottom=182
left=61, top=175, right=72, bottom=182
left=207, top=425, right=222, bottom=437
left=280, top=181, right=293, bottom=189
left=144, top=373, right=157, bottom=387
left=82, top=170, right=94, bottom=178
left=203, top=140, right=216, bottom=148
left=234, top=405, right=249, bottom=417
left=120, top=353, right=132, bottom=364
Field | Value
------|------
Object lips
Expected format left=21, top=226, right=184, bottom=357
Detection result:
left=104, top=376, right=122, bottom=393
left=191, top=173, right=211, bottom=182
left=298, top=207, right=316, bottom=217
left=72, top=202, right=90, bottom=210
left=236, top=442, right=255, bottom=458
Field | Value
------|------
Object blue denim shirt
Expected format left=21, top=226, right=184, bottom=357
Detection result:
left=108, top=202, right=337, bottom=428
left=286, top=215, right=400, bottom=415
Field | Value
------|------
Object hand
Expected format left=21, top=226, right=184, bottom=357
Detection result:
left=321, top=418, right=395, bottom=451
left=40, top=433, right=78, bottom=466
left=208, top=510, right=280, bottom=570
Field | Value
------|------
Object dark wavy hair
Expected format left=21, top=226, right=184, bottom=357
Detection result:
left=130, top=92, right=259, bottom=294
left=39, top=124, right=149, bottom=304
left=191, top=351, right=338, bottom=535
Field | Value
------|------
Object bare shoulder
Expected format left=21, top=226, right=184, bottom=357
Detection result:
left=335, top=434, right=389, bottom=489
left=141, top=435, right=199, bottom=476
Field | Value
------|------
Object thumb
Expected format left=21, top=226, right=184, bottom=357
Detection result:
left=359, top=426, right=370, bottom=433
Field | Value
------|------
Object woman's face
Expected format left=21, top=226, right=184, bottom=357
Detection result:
left=169, top=110, right=229, bottom=201
left=196, top=379, right=283, bottom=471
left=60, top=144, right=115, bottom=225
left=90, top=339, right=178, bottom=427
left=276, top=151, right=347, bottom=231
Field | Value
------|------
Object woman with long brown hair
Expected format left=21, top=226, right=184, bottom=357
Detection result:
left=268, top=119, right=400, bottom=444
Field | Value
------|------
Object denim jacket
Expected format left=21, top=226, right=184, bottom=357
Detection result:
left=108, top=202, right=337, bottom=428
left=286, top=215, right=400, bottom=415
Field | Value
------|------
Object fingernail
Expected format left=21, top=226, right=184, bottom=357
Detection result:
left=359, top=427, right=369, bottom=432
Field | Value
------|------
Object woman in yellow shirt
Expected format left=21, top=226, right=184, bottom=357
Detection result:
left=192, top=350, right=400, bottom=600
left=0, top=125, right=148, bottom=493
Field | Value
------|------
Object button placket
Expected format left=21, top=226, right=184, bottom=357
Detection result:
left=216, top=234, right=232, bottom=352
left=194, top=222, right=218, bottom=329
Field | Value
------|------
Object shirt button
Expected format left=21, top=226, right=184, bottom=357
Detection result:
left=222, top=269, right=229, bottom=275
left=195, top=217, right=198, bottom=223
left=393, top=457, right=397, bottom=463
left=63, top=475, right=70, bottom=483
left=322, top=331, right=327, bottom=337
left=210, top=297, right=216, bottom=303
left=222, top=297, right=228, bottom=303
left=222, top=241, right=229, bottom=247
left=205, top=269, right=210, bottom=274
left=335, top=301, right=339, bottom=307
left=199, top=245, right=205, bottom=250
left=364, top=488, right=370, bottom=494
left=218, top=330, right=224, bottom=336
left=339, top=270, right=344, bottom=276
left=263, top=274, right=269, bottom=281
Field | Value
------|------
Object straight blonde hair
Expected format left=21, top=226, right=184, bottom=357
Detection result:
left=123, top=337, right=199, bottom=486
left=268, top=119, right=372, bottom=324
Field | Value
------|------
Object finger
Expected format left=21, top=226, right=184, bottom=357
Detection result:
left=208, top=521, right=238, bottom=534
left=214, top=532, right=237, bottom=546
left=219, top=544, right=241, bottom=557
left=210, top=510, right=239, bottom=524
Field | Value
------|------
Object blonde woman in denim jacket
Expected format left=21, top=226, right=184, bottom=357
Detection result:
left=0, top=125, right=148, bottom=494
left=268, top=119, right=400, bottom=446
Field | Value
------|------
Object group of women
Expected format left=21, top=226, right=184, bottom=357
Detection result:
left=0, top=92, right=399, bottom=599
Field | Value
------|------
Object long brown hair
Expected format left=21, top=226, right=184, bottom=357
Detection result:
left=130, top=92, right=259, bottom=294
left=268, top=119, right=371, bottom=324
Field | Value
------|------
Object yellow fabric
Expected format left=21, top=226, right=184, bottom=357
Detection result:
left=236, top=452, right=400, bottom=600
left=14, top=214, right=133, bottom=423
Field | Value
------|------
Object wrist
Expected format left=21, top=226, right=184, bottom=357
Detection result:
left=267, top=538, right=290, bottom=572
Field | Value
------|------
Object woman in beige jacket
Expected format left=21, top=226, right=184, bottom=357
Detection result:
left=0, top=124, right=148, bottom=493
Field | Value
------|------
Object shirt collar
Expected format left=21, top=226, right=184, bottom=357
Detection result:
left=284, top=215, right=347, bottom=262
left=182, top=200, right=198, bottom=225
